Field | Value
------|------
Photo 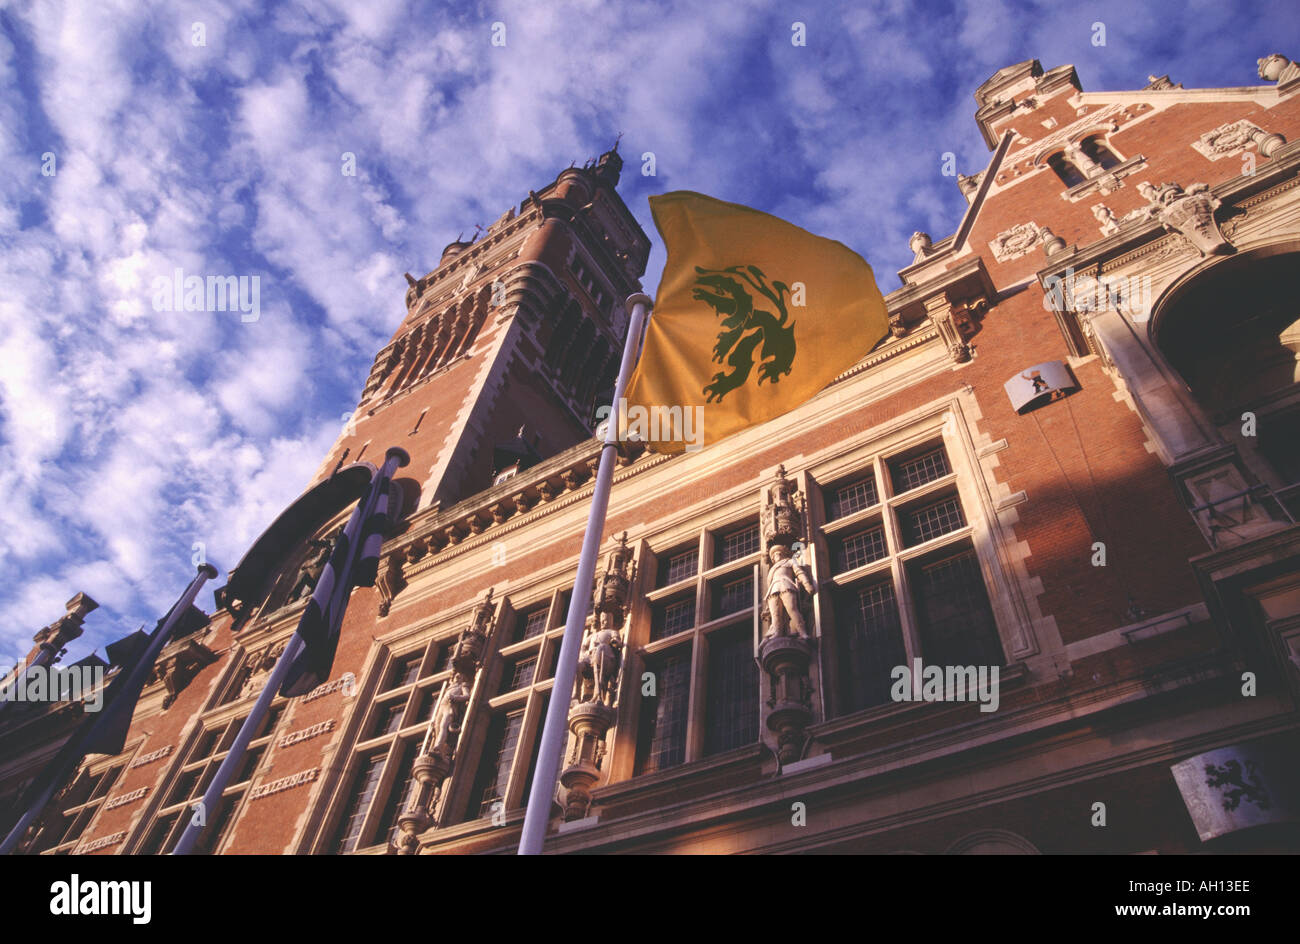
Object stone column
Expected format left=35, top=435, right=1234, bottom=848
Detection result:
left=394, top=589, right=496, bottom=855
left=559, top=533, right=634, bottom=821
left=757, top=466, right=818, bottom=766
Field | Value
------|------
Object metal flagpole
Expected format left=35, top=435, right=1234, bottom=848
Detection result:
left=518, top=292, right=652, bottom=855
left=171, top=448, right=406, bottom=855
left=0, top=563, right=218, bottom=856
left=169, top=633, right=305, bottom=854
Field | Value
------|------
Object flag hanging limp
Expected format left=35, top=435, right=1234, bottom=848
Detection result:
left=623, top=191, right=890, bottom=454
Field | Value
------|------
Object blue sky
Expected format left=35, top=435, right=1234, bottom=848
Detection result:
left=1, top=0, right=1297, bottom=664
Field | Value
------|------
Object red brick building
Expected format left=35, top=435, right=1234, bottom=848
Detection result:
left=5, top=53, right=1300, bottom=855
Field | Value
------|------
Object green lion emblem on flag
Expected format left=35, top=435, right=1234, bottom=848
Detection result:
left=693, top=265, right=797, bottom=403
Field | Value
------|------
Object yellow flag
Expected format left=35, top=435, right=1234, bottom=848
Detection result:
left=622, top=191, right=890, bottom=454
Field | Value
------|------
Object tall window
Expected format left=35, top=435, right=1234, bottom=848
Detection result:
left=820, top=441, right=1004, bottom=715
left=637, top=519, right=762, bottom=775
left=455, top=589, right=568, bottom=824
left=703, top=624, right=760, bottom=755
left=30, top=762, right=125, bottom=854
left=635, top=651, right=691, bottom=774
left=137, top=707, right=285, bottom=854
left=327, top=637, right=453, bottom=853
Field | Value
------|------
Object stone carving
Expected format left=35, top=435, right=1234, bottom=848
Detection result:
left=923, top=294, right=983, bottom=363
left=1135, top=181, right=1232, bottom=256
left=403, top=272, right=426, bottom=310
left=764, top=545, right=817, bottom=639
left=152, top=637, right=217, bottom=708
left=578, top=612, right=623, bottom=707
left=394, top=589, right=497, bottom=854
left=561, top=533, right=635, bottom=821
left=1192, top=119, right=1265, bottom=160
left=758, top=466, right=818, bottom=766
left=1092, top=204, right=1119, bottom=236
left=909, top=231, right=932, bottom=261
left=289, top=531, right=338, bottom=602
left=429, top=674, right=472, bottom=753
left=988, top=222, right=1042, bottom=262
left=451, top=589, right=496, bottom=675
left=238, top=642, right=286, bottom=701
left=1039, top=227, right=1067, bottom=256
left=376, top=553, right=405, bottom=618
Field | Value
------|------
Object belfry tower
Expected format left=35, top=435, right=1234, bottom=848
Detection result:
left=314, top=146, right=650, bottom=511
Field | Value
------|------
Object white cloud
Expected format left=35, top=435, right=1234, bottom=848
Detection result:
left=1, top=0, right=1291, bottom=662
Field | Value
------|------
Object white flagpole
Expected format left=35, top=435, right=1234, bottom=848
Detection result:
left=518, top=292, right=652, bottom=855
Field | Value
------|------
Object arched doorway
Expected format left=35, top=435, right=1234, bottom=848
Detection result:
left=1152, top=245, right=1300, bottom=523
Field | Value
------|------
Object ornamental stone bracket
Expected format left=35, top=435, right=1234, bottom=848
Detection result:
left=394, top=588, right=497, bottom=854
left=1131, top=180, right=1235, bottom=257
left=757, top=466, right=819, bottom=767
left=923, top=293, right=988, bottom=363
left=560, top=532, right=634, bottom=821
left=151, top=637, right=218, bottom=708
left=375, top=552, right=406, bottom=618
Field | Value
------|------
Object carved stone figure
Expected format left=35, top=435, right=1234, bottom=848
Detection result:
left=593, top=532, right=634, bottom=615
left=290, top=532, right=336, bottom=602
left=764, top=544, right=816, bottom=639
left=762, top=465, right=805, bottom=547
left=451, top=588, right=495, bottom=675
left=430, top=673, right=472, bottom=753
left=586, top=613, right=623, bottom=707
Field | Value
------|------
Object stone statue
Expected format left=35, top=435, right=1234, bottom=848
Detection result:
left=764, top=544, right=816, bottom=638
left=290, top=533, right=336, bottom=601
left=430, top=673, right=471, bottom=753
left=586, top=611, right=623, bottom=707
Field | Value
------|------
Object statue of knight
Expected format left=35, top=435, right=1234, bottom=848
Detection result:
left=761, top=465, right=817, bottom=638
left=764, top=544, right=816, bottom=638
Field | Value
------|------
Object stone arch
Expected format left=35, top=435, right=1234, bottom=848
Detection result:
left=1149, top=241, right=1300, bottom=422
left=435, top=298, right=475, bottom=369
left=1078, top=134, right=1122, bottom=170
left=1045, top=150, right=1086, bottom=187
left=945, top=829, right=1040, bottom=854
left=453, top=286, right=493, bottom=359
left=389, top=322, right=429, bottom=391
left=1148, top=241, right=1300, bottom=510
